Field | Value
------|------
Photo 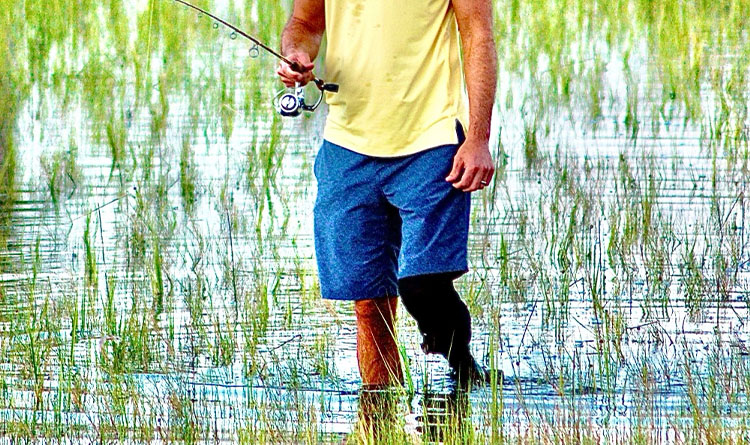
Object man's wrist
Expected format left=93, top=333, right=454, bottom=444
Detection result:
left=466, top=128, right=491, bottom=144
left=460, top=136, right=491, bottom=153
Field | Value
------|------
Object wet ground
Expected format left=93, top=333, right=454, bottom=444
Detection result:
left=1, top=0, right=749, bottom=442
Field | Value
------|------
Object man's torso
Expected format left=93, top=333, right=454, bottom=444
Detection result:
left=322, top=0, right=468, bottom=157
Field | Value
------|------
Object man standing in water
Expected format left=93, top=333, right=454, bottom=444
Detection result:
left=277, top=0, right=497, bottom=390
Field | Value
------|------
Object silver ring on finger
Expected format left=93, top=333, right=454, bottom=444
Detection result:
left=480, top=180, right=489, bottom=186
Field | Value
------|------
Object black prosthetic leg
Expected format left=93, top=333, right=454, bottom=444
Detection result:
left=398, top=273, right=485, bottom=386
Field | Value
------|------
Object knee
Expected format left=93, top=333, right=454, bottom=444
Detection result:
left=397, top=272, right=457, bottom=314
left=397, top=275, right=423, bottom=298
left=354, top=297, right=398, bottom=322
left=398, top=273, right=451, bottom=297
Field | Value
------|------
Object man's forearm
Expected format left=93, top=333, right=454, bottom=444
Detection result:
left=281, top=17, right=323, bottom=59
left=463, top=37, right=497, bottom=142
left=459, top=14, right=497, bottom=143
left=278, top=0, right=324, bottom=86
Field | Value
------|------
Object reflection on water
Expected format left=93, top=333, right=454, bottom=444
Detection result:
left=357, top=389, right=403, bottom=443
left=1, top=0, right=750, bottom=441
left=417, top=390, right=470, bottom=443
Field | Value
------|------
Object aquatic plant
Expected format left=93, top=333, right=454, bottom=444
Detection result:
left=1, top=0, right=750, bottom=442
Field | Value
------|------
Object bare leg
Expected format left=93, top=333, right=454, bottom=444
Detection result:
left=354, top=296, right=403, bottom=387
left=353, top=297, right=403, bottom=442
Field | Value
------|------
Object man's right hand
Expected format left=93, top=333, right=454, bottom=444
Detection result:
left=276, top=52, right=315, bottom=87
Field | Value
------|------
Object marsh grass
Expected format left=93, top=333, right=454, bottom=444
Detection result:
left=40, top=140, right=81, bottom=205
left=1, top=0, right=750, bottom=442
left=179, top=137, right=199, bottom=213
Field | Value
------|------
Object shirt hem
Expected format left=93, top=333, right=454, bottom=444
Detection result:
left=323, top=115, right=466, bottom=158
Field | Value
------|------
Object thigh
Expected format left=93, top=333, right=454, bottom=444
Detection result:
left=381, top=143, right=471, bottom=279
left=314, top=141, right=401, bottom=301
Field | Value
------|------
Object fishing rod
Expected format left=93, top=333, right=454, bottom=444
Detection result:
left=169, top=0, right=338, bottom=116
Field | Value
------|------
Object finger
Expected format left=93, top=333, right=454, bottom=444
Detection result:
left=276, top=71, right=298, bottom=87
left=289, top=60, right=315, bottom=73
left=279, top=60, right=309, bottom=74
left=278, top=64, right=305, bottom=79
left=283, top=52, right=314, bottom=72
left=298, top=71, right=315, bottom=84
left=277, top=69, right=309, bottom=86
left=481, top=169, right=494, bottom=188
left=445, top=157, right=464, bottom=182
left=279, top=73, right=305, bottom=84
left=468, top=168, right=488, bottom=192
left=282, top=61, right=316, bottom=80
left=455, top=166, right=478, bottom=191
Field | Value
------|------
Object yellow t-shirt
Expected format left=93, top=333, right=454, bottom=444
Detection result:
left=323, top=0, right=468, bottom=157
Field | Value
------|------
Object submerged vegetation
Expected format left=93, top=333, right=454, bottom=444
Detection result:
left=0, top=0, right=749, bottom=442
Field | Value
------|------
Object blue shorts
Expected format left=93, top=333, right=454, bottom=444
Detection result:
left=313, top=136, right=471, bottom=301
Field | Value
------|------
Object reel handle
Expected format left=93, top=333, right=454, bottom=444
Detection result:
left=315, top=79, right=339, bottom=93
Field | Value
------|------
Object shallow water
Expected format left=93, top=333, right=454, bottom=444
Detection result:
left=1, top=0, right=750, bottom=442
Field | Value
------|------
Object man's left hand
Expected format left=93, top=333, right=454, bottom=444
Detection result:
left=445, top=137, right=495, bottom=192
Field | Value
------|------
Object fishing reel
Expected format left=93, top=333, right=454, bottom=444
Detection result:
left=274, top=83, right=325, bottom=117
left=170, top=0, right=339, bottom=117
